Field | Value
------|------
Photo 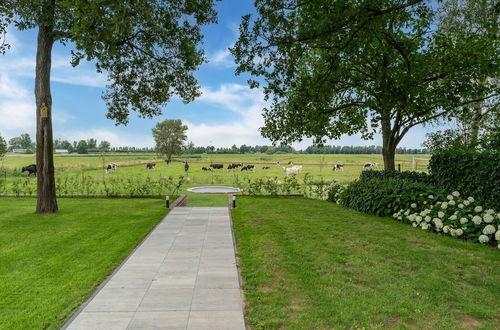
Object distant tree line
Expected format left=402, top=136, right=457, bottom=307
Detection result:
left=303, top=145, right=429, bottom=155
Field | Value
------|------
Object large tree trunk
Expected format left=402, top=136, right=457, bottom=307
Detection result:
left=381, top=118, right=396, bottom=170
left=35, top=24, right=58, bottom=214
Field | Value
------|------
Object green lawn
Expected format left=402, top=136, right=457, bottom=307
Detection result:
left=231, top=196, right=500, bottom=329
left=0, top=198, right=168, bottom=329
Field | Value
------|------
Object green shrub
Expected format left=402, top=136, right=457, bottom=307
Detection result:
left=360, top=169, right=434, bottom=185
left=338, top=179, right=443, bottom=217
left=429, top=151, right=500, bottom=209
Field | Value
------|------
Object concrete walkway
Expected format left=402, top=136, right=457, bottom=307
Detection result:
left=66, top=207, right=245, bottom=330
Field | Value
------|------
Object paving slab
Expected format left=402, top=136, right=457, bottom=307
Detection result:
left=65, top=207, right=244, bottom=330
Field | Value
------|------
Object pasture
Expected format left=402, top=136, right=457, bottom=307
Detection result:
left=1, top=153, right=430, bottom=205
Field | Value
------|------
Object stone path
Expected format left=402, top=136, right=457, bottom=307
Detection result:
left=65, top=207, right=245, bottom=330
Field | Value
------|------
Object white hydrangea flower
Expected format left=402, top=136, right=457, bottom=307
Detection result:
left=452, top=191, right=460, bottom=197
left=412, top=223, right=418, bottom=227
left=474, top=206, right=483, bottom=213
left=416, top=216, right=423, bottom=223
left=398, top=216, right=402, bottom=221
left=421, top=223, right=429, bottom=230
left=449, top=215, right=457, bottom=221
left=472, top=216, right=482, bottom=225
left=463, top=200, right=470, bottom=206
left=483, top=225, right=496, bottom=235
left=411, top=203, right=417, bottom=208
left=446, top=195, right=453, bottom=201
left=438, top=211, right=445, bottom=218
left=425, top=216, right=431, bottom=222
left=448, top=200, right=456, bottom=206
left=441, top=202, right=448, bottom=209
left=483, top=214, right=494, bottom=223
left=478, top=235, right=489, bottom=244
left=433, top=219, right=443, bottom=230
left=404, top=210, right=410, bottom=216
left=498, top=244, right=500, bottom=250
left=486, top=209, right=494, bottom=215
left=495, top=230, right=500, bottom=241
left=468, top=197, right=475, bottom=202
left=419, top=211, right=426, bottom=217
left=450, top=229, right=456, bottom=237
left=423, top=201, right=427, bottom=205
left=393, top=213, right=398, bottom=218
left=408, top=214, right=415, bottom=221
left=443, top=226, right=450, bottom=233
left=460, top=217, right=468, bottom=224
left=428, top=195, right=434, bottom=199
left=455, top=228, right=463, bottom=236
left=458, top=203, right=464, bottom=209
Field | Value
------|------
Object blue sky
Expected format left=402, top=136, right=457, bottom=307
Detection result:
left=0, top=1, right=439, bottom=149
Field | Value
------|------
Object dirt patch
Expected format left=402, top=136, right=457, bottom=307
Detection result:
left=459, top=315, right=481, bottom=328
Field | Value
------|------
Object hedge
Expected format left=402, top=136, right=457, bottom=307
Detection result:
left=429, top=151, right=500, bottom=209
left=359, top=169, right=434, bottom=185
left=338, top=179, right=443, bottom=217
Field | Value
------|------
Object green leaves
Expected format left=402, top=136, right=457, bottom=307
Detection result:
left=1, top=0, right=220, bottom=124
left=429, top=151, right=500, bottom=209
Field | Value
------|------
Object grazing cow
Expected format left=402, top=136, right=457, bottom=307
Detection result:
left=164, top=159, right=171, bottom=165
left=184, top=161, right=189, bottom=172
left=21, top=164, right=37, bottom=176
left=288, top=161, right=293, bottom=165
left=283, top=167, right=299, bottom=175
left=363, top=162, right=377, bottom=168
left=262, top=166, right=270, bottom=170
left=202, top=167, right=212, bottom=171
left=333, top=164, right=344, bottom=171
left=210, top=164, right=224, bottom=169
left=241, top=165, right=255, bottom=171
left=146, top=163, right=156, bottom=170
left=106, top=163, right=117, bottom=172
left=227, top=163, right=243, bottom=170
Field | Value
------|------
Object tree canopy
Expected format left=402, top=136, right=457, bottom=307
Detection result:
left=231, top=0, right=499, bottom=169
left=152, top=119, right=188, bottom=161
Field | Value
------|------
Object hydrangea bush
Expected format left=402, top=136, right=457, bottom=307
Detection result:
left=393, top=191, right=500, bottom=249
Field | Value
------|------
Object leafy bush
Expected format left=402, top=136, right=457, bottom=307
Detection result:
left=360, top=169, right=434, bottom=185
left=394, top=191, right=499, bottom=248
left=429, top=151, right=500, bottom=209
left=0, top=175, right=186, bottom=197
left=337, top=179, right=443, bottom=217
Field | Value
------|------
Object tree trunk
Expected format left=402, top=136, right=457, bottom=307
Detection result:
left=35, top=24, right=58, bottom=214
left=381, top=118, right=396, bottom=170
left=469, top=101, right=483, bottom=150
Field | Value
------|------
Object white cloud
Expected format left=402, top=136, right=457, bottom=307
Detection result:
left=208, top=49, right=235, bottom=68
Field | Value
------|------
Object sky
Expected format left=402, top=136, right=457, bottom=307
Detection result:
left=0, top=1, right=440, bottom=150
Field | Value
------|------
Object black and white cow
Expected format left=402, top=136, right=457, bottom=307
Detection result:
left=202, top=167, right=212, bottom=171
left=262, top=166, right=271, bottom=170
left=333, top=164, right=344, bottom=171
left=146, top=163, right=156, bottom=170
left=21, top=164, right=37, bottom=176
left=106, top=163, right=117, bottom=172
left=363, top=162, right=377, bottom=168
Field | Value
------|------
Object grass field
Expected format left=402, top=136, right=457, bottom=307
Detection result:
left=0, top=198, right=168, bottom=329
left=231, top=196, right=500, bottom=329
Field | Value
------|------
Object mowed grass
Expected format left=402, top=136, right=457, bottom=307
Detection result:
left=0, top=198, right=168, bottom=329
left=231, top=197, right=500, bottom=329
